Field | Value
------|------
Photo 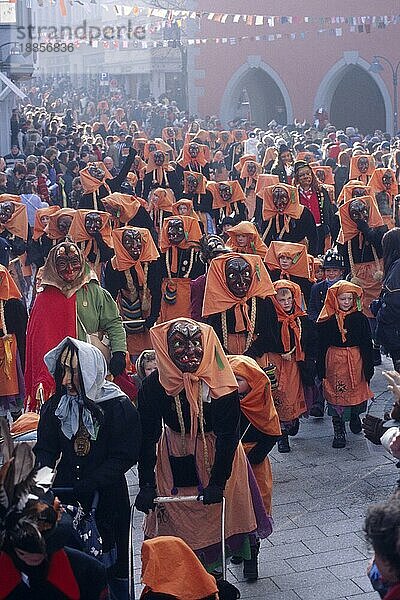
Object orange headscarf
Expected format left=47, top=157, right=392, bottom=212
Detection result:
left=296, top=151, right=314, bottom=163
left=261, top=184, right=303, bottom=230
left=0, top=264, right=21, bottom=301
left=234, top=154, right=257, bottom=173
left=261, top=147, right=278, bottom=169
left=369, top=168, right=398, bottom=197
left=265, top=241, right=310, bottom=279
left=68, top=210, right=111, bottom=243
left=140, top=536, right=219, bottom=600
left=0, top=194, right=21, bottom=203
left=183, top=171, right=207, bottom=195
left=226, top=221, right=267, bottom=257
left=162, top=127, right=176, bottom=141
left=111, top=226, right=159, bottom=284
left=337, top=179, right=372, bottom=206
left=228, top=355, right=281, bottom=436
left=232, top=129, right=248, bottom=142
left=149, top=188, right=175, bottom=231
left=349, top=154, right=376, bottom=181
left=172, top=199, right=197, bottom=219
left=239, top=160, right=262, bottom=189
left=32, top=206, right=59, bottom=241
left=102, top=192, right=141, bottom=224
left=150, top=318, right=238, bottom=438
left=0, top=201, right=28, bottom=241
left=337, top=195, right=384, bottom=244
left=206, top=180, right=246, bottom=210
left=272, top=279, right=306, bottom=361
left=45, top=208, right=75, bottom=241
left=202, top=253, right=275, bottom=332
left=146, top=151, right=174, bottom=185
left=125, top=171, right=138, bottom=188
left=217, top=130, right=233, bottom=148
left=255, top=174, right=280, bottom=197
left=159, top=215, right=202, bottom=272
left=79, top=161, right=112, bottom=194
left=178, top=143, right=208, bottom=168
left=143, top=140, right=160, bottom=160
left=312, top=165, right=335, bottom=185
left=317, top=279, right=363, bottom=342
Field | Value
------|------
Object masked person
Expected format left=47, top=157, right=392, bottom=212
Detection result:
left=336, top=195, right=388, bottom=365
left=349, top=154, right=375, bottom=185
left=182, top=171, right=214, bottom=234
left=177, top=141, right=211, bottom=179
left=316, top=281, right=374, bottom=448
left=24, top=242, right=127, bottom=410
left=0, top=200, right=28, bottom=259
left=227, top=355, right=281, bottom=516
left=293, top=161, right=339, bottom=255
left=79, top=147, right=137, bottom=211
left=68, top=209, right=114, bottom=277
left=148, top=187, right=174, bottom=235
left=265, top=240, right=314, bottom=305
left=235, top=156, right=262, bottom=220
left=257, top=183, right=318, bottom=255
left=44, top=207, right=75, bottom=245
left=105, top=227, right=161, bottom=357
left=369, top=168, right=398, bottom=229
left=135, top=318, right=269, bottom=580
left=202, top=253, right=275, bottom=355
left=0, top=418, right=108, bottom=600
left=246, top=280, right=315, bottom=453
left=102, top=191, right=155, bottom=232
left=227, top=130, right=247, bottom=174
left=225, top=221, right=268, bottom=258
left=206, top=180, right=247, bottom=228
left=34, top=337, right=140, bottom=598
left=143, top=150, right=181, bottom=200
left=337, top=180, right=372, bottom=206
left=172, top=198, right=198, bottom=220
left=159, top=215, right=204, bottom=323
left=26, top=206, right=59, bottom=268
left=0, top=265, right=27, bottom=420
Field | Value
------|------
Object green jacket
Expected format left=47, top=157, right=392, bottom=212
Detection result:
left=76, top=280, right=127, bottom=353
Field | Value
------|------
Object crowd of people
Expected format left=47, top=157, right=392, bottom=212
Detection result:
left=2, top=91, right=400, bottom=599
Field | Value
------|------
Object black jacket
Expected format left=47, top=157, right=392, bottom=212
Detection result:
left=376, top=258, right=400, bottom=357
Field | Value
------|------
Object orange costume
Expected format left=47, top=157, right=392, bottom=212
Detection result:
left=235, top=156, right=262, bottom=219
left=68, top=209, right=113, bottom=275
left=206, top=180, right=246, bottom=221
left=202, top=253, right=275, bottom=354
left=148, top=187, right=175, bottom=234
left=228, top=355, right=281, bottom=514
left=101, top=192, right=143, bottom=226
left=79, top=161, right=112, bottom=210
left=159, top=216, right=203, bottom=323
left=226, top=221, right=268, bottom=257
left=369, top=167, right=398, bottom=229
left=349, top=154, right=375, bottom=184
left=45, top=208, right=75, bottom=242
left=337, top=180, right=372, bottom=206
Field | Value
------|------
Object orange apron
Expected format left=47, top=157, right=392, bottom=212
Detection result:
left=0, top=334, right=19, bottom=397
left=243, top=442, right=273, bottom=515
left=323, top=346, right=373, bottom=406
left=352, top=259, right=383, bottom=318
left=267, top=352, right=306, bottom=422
left=159, top=278, right=192, bottom=323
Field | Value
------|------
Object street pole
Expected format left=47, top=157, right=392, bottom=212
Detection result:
left=371, top=55, right=400, bottom=136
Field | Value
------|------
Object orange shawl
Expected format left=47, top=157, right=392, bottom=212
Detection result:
left=183, top=171, right=207, bottom=195
left=255, top=174, right=280, bottom=197
left=234, top=154, right=257, bottom=173
left=68, top=209, right=112, bottom=243
left=145, top=151, right=174, bottom=186
left=150, top=318, right=238, bottom=438
left=159, top=215, right=202, bottom=272
left=239, top=160, right=262, bottom=189
left=0, top=264, right=21, bottom=300
left=32, top=206, right=59, bottom=241
left=102, top=192, right=141, bottom=224
left=0, top=201, right=28, bottom=241
left=312, top=165, right=335, bottom=185
left=317, top=279, right=363, bottom=342
left=226, top=221, right=267, bottom=257
left=337, top=195, right=384, bottom=244
left=349, top=154, right=376, bottom=181
left=217, top=130, right=233, bottom=148
left=261, top=147, right=278, bottom=169
left=144, top=140, right=160, bottom=160
left=265, top=241, right=310, bottom=279
left=172, top=199, right=197, bottom=219
left=272, top=279, right=305, bottom=361
left=178, top=143, right=208, bottom=169
left=149, top=188, right=175, bottom=230
left=125, top=171, right=138, bottom=188
left=369, top=168, right=398, bottom=197
left=261, top=184, right=303, bottom=228
left=296, top=151, right=314, bottom=163
left=232, top=129, right=248, bottom=142
left=79, top=162, right=112, bottom=194
left=0, top=194, right=21, bottom=203
left=111, top=226, right=159, bottom=284
left=206, top=180, right=246, bottom=210
left=337, top=180, right=372, bottom=206
left=140, top=536, right=219, bottom=600
left=202, top=253, right=275, bottom=332
left=162, top=127, right=177, bottom=142
left=228, top=354, right=281, bottom=435
left=45, top=208, right=75, bottom=241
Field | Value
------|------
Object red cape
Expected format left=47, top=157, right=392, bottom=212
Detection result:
left=24, top=286, right=77, bottom=411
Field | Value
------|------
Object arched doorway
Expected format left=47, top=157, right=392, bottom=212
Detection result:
left=221, top=62, right=292, bottom=127
left=330, top=66, right=386, bottom=133
left=314, top=54, right=392, bottom=134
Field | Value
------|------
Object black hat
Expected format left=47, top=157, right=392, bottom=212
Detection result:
left=323, top=249, right=345, bottom=270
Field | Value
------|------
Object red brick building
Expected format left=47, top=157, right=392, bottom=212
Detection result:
left=187, top=0, right=400, bottom=133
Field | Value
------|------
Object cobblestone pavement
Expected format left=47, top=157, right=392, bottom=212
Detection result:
left=128, top=355, right=397, bottom=599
